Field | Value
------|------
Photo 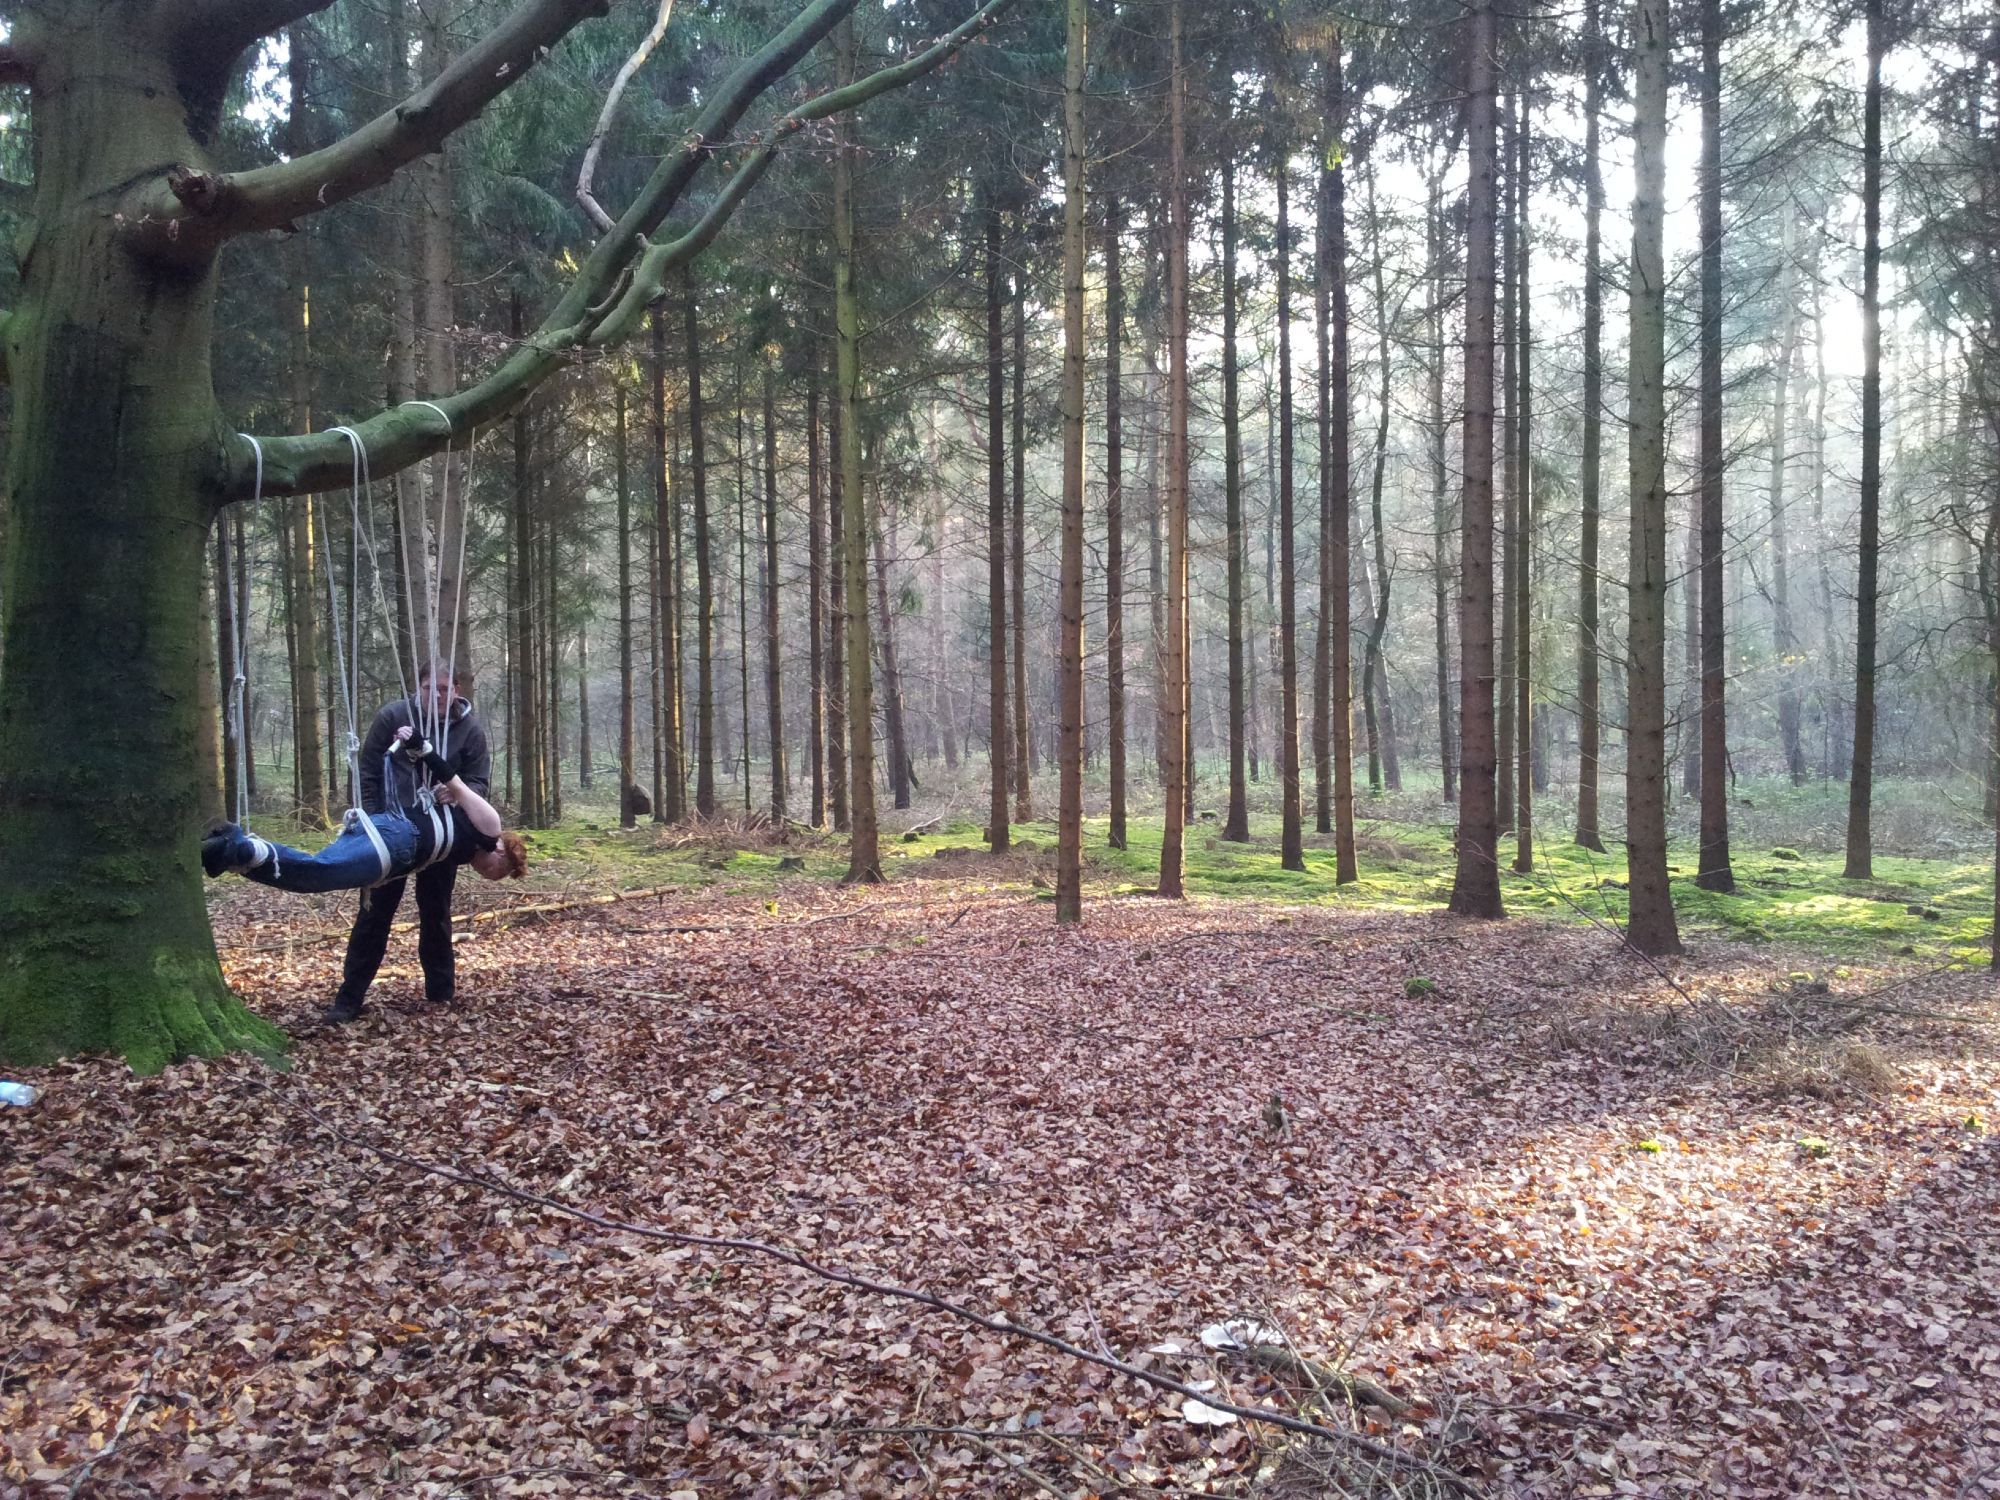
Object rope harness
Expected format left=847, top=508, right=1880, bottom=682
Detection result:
left=233, top=409, right=481, bottom=888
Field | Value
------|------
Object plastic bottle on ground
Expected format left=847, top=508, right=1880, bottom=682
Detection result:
left=0, top=1081, right=40, bottom=1107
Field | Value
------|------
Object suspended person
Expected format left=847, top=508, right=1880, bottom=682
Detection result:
left=243, top=662, right=494, bottom=1023
left=204, top=726, right=526, bottom=893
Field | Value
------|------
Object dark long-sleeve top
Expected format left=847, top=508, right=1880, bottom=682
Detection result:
left=356, top=696, right=492, bottom=816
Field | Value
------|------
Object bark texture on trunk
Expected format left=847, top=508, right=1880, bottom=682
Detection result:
left=1695, top=0, right=1734, bottom=893
left=1626, top=0, right=1683, bottom=956
left=1159, top=0, right=1189, bottom=899
left=1323, top=37, right=1357, bottom=882
left=1448, top=0, right=1504, bottom=920
left=1576, top=0, right=1606, bottom=850
left=985, top=206, right=1011, bottom=853
left=1277, top=160, right=1305, bottom=872
left=1104, top=196, right=1127, bottom=852
left=1845, top=0, right=1883, bottom=882
left=1055, top=0, right=1086, bottom=923
left=833, top=18, right=880, bottom=882
left=1222, top=141, right=1250, bottom=844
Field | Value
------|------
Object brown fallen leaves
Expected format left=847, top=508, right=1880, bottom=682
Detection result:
left=2, top=877, right=1996, bottom=1497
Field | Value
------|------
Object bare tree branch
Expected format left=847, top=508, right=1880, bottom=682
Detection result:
left=170, top=0, right=336, bottom=55
left=586, top=0, right=1014, bottom=348
left=575, top=0, right=677, bottom=234
left=127, top=0, right=609, bottom=259
left=0, top=43, right=31, bottom=87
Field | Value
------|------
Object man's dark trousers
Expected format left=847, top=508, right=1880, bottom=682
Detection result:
left=334, top=863, right=460, bottom=1009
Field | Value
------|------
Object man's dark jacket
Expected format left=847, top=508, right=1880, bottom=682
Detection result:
left=355, top=696, right=492, bottom=816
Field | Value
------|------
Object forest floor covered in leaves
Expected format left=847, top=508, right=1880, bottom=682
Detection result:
left=5, top=842, right=1999, bottom=1498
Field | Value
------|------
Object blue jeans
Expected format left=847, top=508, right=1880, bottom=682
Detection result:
left=226, top=812, right=422, bottom=894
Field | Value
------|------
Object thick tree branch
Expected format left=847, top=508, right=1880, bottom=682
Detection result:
left=171, top=0, right=336, bottom=56
left=586, top=0, right=1014, bottom=348
left=130, top=0, right=608, bottom=259
left=0, top=43, right=30, bottom=87
left=230, top=0, right=1011, bottom=504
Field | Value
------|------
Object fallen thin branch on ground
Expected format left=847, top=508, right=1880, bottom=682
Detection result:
left=267, top=1082, right=1479, bottom=1497
left=1238, top=1342, right=1415, bottom=1420
left=64, top=1356, right=156, bottom=1499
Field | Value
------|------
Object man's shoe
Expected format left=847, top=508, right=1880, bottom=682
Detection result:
left=200, top=833, right=233, bottom=878
left=321, top=995, right=365, bottom=1024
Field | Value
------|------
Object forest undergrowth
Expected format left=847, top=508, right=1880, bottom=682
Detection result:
left=4, top=841, right=1997, bottom=1497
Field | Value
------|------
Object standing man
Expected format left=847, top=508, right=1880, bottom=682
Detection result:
left=323, top=662, right=493, bottom=1023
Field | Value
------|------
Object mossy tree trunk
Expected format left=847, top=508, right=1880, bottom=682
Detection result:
left=0, top=12, right=285, bottom=1069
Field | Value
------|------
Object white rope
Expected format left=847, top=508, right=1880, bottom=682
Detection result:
left=401, top=401, right=467, bottom=764
left=230, top=436, right=261, bottom=825
left=401, top=402, right=451, bottom=749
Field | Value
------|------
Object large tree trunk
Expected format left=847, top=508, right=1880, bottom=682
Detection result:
left=985, top=206, right=1011, bottom=853
left=1322, top=38, right=1358, bottom=882
left=833, top=17, right=880, bottom=882
left=1222, top=136, right=1250, bottom=844
left=1104, top=196, right=1128, bottom=851
left=1159, top=0, right=1190, bottom=899
left=1576, top=0, right=1607, bottom=850
left=0, top=16, right=287, bottom=1067
left=1845, top=0, right=1884, bottom=881
left=1448, top=0, right=1504, bottom=919
left=1276, top=158, right=1305, bottom=872
left=1695, top=0, right=1734, bottom=893
left=1055, top=0, right=1087, bottom=923
left=1626, top=0, right=1683, bottom=956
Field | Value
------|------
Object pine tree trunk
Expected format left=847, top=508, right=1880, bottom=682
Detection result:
left=1512, top=95, right=1534, bottom=874
left=1769, top=227, right=1807, bottom=786
left=652, top=307, right=683, bottom=822
left=763, top=363, right=787, bottom=821
left=736, top=384, right=753, bottom=813
left=1576, top=0, right=1607, bottom=850
left=1845, top=0, right=1884, bottom=881
left=286, top=29, right=327, bottom=826
left=1011, top=259, right=1033, bottom=817
left=1322, top=37, right=1357, bottom=882
left=1626, top=0, right=1683, bottom=956
left=1428, top=169, right=1458, bottom=805
left=1448, top=0, right=1505, bottom=919
left=1362, top=155, right=1401, bottom=797
left=1273, top=160, right=1305, bottom=871
left=1312, top=56, right=1336, bottom=838
left=687, top=281, right=718, bottom=818
left=985, top=206, right=1011, bottom=852
left=834, top=18, right=880, bottom=880
left=1696, top=0, right=1734, bottom=892
left=873, top=491, right=912, bottom=810
left=618, top=384, right=637, bottom=827
left=1496, top=96, right=1518, bottom=837
left=1055, top=0, right=1088, bottom=922
left=1222, top=139, right=1250, bottom=843
left=1104, top=195, right=1128, bottom=851
left=827, top=336, right=851, bottom=835
left=510, top=295, right=542, bottom=828
left=807, top=363, right=828, bottom=828
left=1159, top=0, right=1190, bottom=899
